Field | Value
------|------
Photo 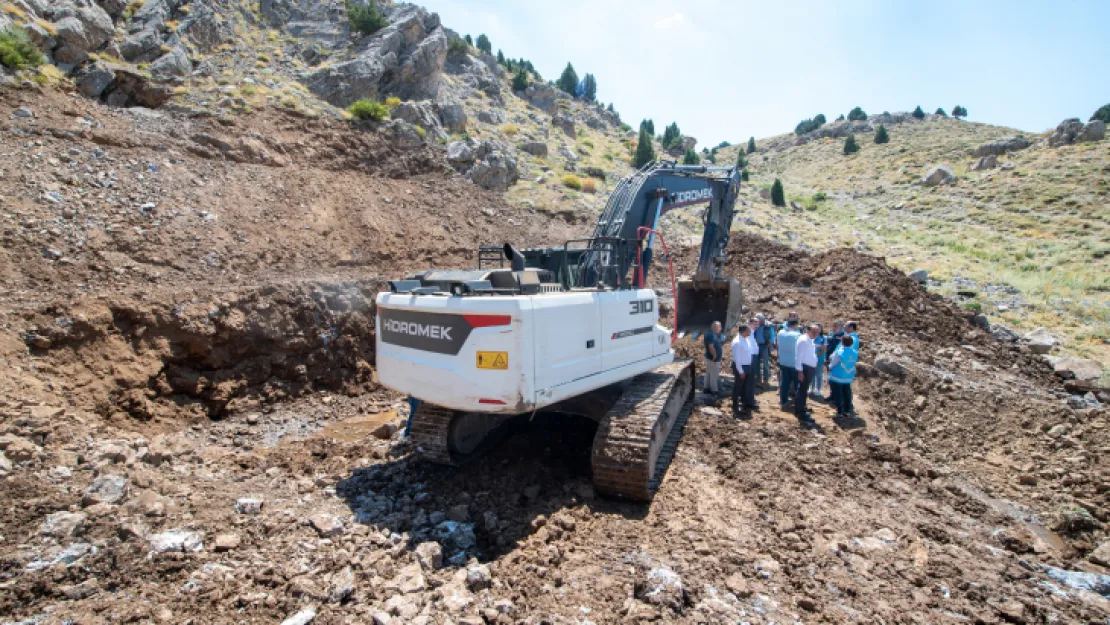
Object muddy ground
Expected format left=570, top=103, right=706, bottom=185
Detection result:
left=1, top=87, right=1109, bottom=624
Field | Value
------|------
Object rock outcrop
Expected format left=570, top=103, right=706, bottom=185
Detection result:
left=1048, top=118, right=1106, bottom=147
left=446, top=139, right=519, bottom=191
left=972, top=136, right=1031, bottom=157
left=305, top=5, right=448, bottom=107
left=970, top=154, right=998, bottom=171
left=922, top=165, right=956, bottom=186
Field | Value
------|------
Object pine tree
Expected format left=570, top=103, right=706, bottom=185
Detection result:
left=634, top=126, right=656, bottom=168
left=640, top=119, right=654, bottom=135
left=771, top=179, right=785, bottom=207
left=475, top=34, right=491, bottom=54
left=874, top=125, right=890, bottom=144
left=464, top=34, right=472, bottom=46
left=582, top=73, right=597, bottom=103
left=935, top=107, right=948, bottom=117
left=557, top=63, right=578, bottom=94
left=1092, top=104, right=1110, bottom=124
left=736, top=151, right=746, bottom=169
left=844, top=134, right=860, bottom=154
left=512, top=66, right=529, bottom=92
left=346, top=0, right=387, bottom=35
left=496, top=49, right=505, bottom=65
left=912, top=105, right=925, bottom=120
left=953, top=105, right=968, bottom=119
left=747, top=136, right=756, bottom=153
left=847, top=107, right=867, bottom=122
left=740, top=170, right=750, bottom=182
left=683, top=149, right=699, bottom=165
left=662, top=122, right=681, bottom=149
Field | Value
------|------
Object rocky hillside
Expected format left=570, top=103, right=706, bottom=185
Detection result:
left=717, top=111, right=1109, bottom=378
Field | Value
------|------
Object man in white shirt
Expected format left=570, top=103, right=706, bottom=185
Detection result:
left=730, top=325, right=753, bottom=418
left=744, top=318, right=761, bottom=410
left=793, top=323, right=820, bottom=428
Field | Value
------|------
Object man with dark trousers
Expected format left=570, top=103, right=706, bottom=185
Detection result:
left=730, top=324, right=754, bottom=418
left=794, top=323, right=820, bottom=429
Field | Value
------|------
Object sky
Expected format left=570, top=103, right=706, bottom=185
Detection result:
left=422, top=0, right=1110, bottom=147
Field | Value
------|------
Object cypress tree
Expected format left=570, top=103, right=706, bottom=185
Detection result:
left=874, top=125, right=890, bottom=144
left=582, top=73, right=597, bottom=102
left=953, top=105, right=968, bottom=119
left=740, top=170, right=750, bottom=182
left=557, top=63, right=579, bottom=94
left=634, top=126, right=657, bottom=168
left=736, top=151, right=746, bottom=169
left=771, top=179, right=785, bottom=207
left=464, top=34, right=472, bottom=45
left=912, top=105, right=926, bottom=119
left=682, top=149, right=699, bottom=165
left=844, top=134, right=860, bottom=154
left=475, top=34, right=491, bottom=54
left=935, top=107, right=948, bottom=117
left=747, top=136, right=756, bottom=153
left=511, top=66, right=528, bottom=92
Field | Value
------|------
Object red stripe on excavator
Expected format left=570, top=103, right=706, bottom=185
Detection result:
left=462, top=314, right=512, bottom=328
left=478, top=398, right=506, bottom=405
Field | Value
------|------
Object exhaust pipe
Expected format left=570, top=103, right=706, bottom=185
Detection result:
left=503, top=243, right=525, bottom=271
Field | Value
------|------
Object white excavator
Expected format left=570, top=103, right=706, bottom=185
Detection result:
left=375, top=162, right=742, bottom=500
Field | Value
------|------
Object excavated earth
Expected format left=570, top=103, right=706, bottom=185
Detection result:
left=1, top=87, right=1109, bottom=624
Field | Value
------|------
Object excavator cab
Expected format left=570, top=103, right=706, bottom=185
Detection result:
left=676, top=278, right=743, bottom=335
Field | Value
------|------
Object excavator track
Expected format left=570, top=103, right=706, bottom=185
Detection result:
left=408, top=403, right=457, bottom=465
left=591, top=359, right=695, bottom=501
left=409, top=404, right=512, bottom=466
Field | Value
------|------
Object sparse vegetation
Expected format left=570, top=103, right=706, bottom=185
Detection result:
left=346, top=0, right=387, bottom=36
left=581, top=178, right=597, bottom=193
left=347, top=99, right=388, bottom=121
left=385, top=96, right=401, bottom=109
left=447, top=35, right=469, bottom=58
left=414, top=125, right=426, bottom=138
left=771, top=179, right=785, bottom=207
left=874, top=125, right=890, bottom=144
left=847, top=107, right=867, bottom=122
left=500, top=123, right=518, bottom=136
left=0, top=28, right=44, bottom=71
left=561, top=174, right=583, bottom=190
left=844, top=134, right=860, bottom=154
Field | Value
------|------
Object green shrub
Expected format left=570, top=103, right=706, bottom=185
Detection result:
left=953, top=105, right=968, bottom=119
left=633, top=126, right=656, bottom=168
left=619, top=123, right=631, bottom=132
left=874, top=125, right=890, bottom=144
left=385, top=96, right=401, bottom=109
left=771, top=179, right=785, bottom=207
left=347, top=0, right=387, bottom=36
left=414, top=125, right=426, bottom=138
left=847, top=106, right=867, bottom=121
left=682, top=149, right=699, bottom=165
left=835, top=113, right=845, bottom=121
left=844, top=134, right=860, bottom=154
left=476, top=34, right=491, bottom=55
left=912, top=105, right=925, bottom=119
left=1091, top=104, right=1110, bottom=124
left=935, top=107, right=948, bottom=117
left=736, top=151, right=746, bottom=169
left=747, top=136, right=756, bottom=153
left=511, top=66, right=528, bottom=91
left=962, top=300, right=982, bottom=313
left=0, top=29, right=44, bottom=71
left=447, top=35, right=469, bottom=58
left=740, top=169, right=749, bottom=182
left=561, top=174, right=582, bottom=190
left=812, top=191, right=827, bottom=202
left=347, top=99, right=388, bottom=121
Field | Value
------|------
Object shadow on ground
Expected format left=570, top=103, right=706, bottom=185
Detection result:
left=335, top=412, right=648, bottom=565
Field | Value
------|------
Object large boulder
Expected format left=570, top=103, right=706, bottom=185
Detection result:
left=468, top=141, right=519, bottom=191
left=1049, top=356, right=1102, bottom=382
left=149, top=46, right=192, bottom=81
left=972, top=136, right=1031, bottom=157
left=551, top=112, right=575, bottom=138
left=518, top=141, right=547, bottom=157
left=384, top=120, right=425, bottom=148
left=680, top=136, right=697, bottom=152
left=1023, top=327, right=1055, bottom=354
left=1048, top=118, right=1104, bottom=147
left=112, top=68, right=175, bottom=108
left=75, top=62, right=116, bottom=98
left=391, top=100, right=445, bottom=138
left=523, top=82, right=570, bottom=113
left=305, top=5, right=447, bottom=107
left=120, top=29, right=165, bottom=63
left=435, top=102, right=467, bottom=133
left=445, top=140, right=475, bottom=165
left=54, top=5, right=114, bottom=52
left=922, top=165, right=956, bottom=186
left=970, top=154, right=998, bottom=171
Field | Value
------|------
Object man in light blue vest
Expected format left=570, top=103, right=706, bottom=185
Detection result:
left=775, top=319, right=801, bottom=409
left=828, top=334, right=859, bottom=419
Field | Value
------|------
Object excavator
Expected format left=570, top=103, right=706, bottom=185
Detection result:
left=375, top=162, right=742, bottom=500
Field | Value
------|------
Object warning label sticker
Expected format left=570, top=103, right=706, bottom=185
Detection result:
left=476, top=351, right=509, bottom=370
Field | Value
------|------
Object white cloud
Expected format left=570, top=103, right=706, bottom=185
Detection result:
left=653, top=12, right=685, bottom=30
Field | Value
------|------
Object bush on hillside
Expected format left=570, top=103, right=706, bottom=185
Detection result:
left=771, top=179, right=785, bottom=207
left=812, top=191, right=827, bottom=202
left=511, top=66, right=528, bottom=91
left=835, top=113, right=845, bottom=121
left=814, top=113, right=826, bottom=125
left=795, top=115, right=827, bottom=135
left=1091, top=104, right=1110, bottom=124
left=847, top=107, right=867, bottom=122
left=464, top=34, right=472, bottom=45
left=716, top=141, right=731, bottom=149
left=347, top=99, right=388, bottom=121
left=346, top=0, right=387, bottom=36
left=844, top=134, right=860, bottom=154
left=953, top=105, right=968, bottom=119
left=447, top=35, right=468, bottom=58
left=476, top=34, right=491, bottom=54
left=912, top=106, right=925, bottom=120
left=682, top=149, right=699, bottom=165
left=633, top=126, right=656, bottom=168
left=935, top=107, right=947, bottom=117
left=874, top=125, right=890, bottom=144
left=0, top=28, right=44, bottom=70
left=736, top=151, right=746, bottom=169
left=581, top=178, right=597, bottom=193
left=385, top=96, right=401, bottom=109
left=557, top=63, right=578, bottom=94
left=747, top=137, right=756, bottom=153
left=740, top=169, right=750, bottom=182
left=561, top=174, right=583, bottom=190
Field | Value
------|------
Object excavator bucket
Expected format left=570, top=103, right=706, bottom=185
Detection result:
left=675, top=278, right=743, bottom=335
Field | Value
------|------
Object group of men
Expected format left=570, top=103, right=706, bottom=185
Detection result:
left=702, top=312, right=860, bottom=430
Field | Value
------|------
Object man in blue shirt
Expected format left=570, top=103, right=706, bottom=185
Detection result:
left=775, top=319, right=801, bottom=408
left=702, top=321, right=723, bottom=396
left=752, top=313, right=775, bottom=388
